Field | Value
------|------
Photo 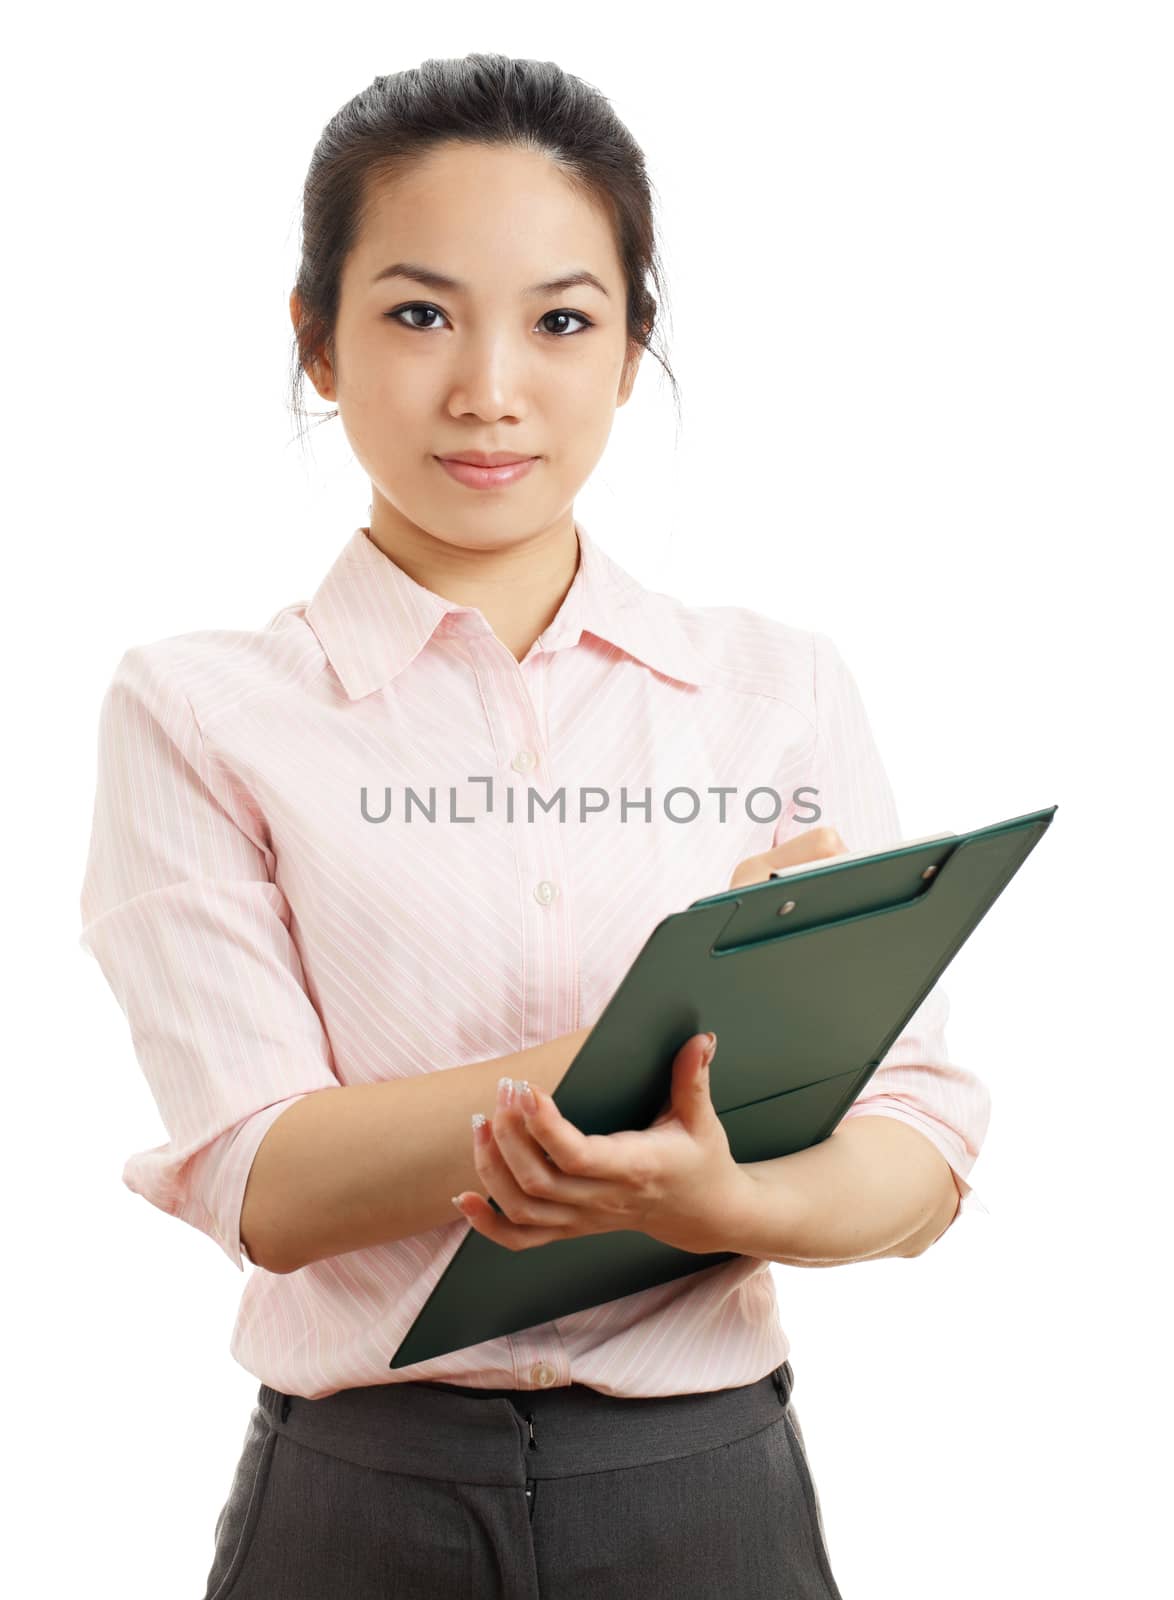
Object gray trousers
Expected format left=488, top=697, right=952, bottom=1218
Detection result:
left=200, top=1360, right=842, bottom=1599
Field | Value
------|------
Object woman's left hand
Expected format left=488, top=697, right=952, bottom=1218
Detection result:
left=452, top=1031, right=756, bottom=1256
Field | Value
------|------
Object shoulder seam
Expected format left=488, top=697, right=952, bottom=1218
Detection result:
left=137, top=614, right=333, bottom=743
left=197, top=649, right=334, bottom=742
left=675, top=603, right=820, bottom=722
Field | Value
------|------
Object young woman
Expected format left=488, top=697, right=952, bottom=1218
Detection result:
left=79, top=53, right=989, bottom=1600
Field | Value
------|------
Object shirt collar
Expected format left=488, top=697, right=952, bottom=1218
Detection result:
left=304, top=519, right=712, bottom=701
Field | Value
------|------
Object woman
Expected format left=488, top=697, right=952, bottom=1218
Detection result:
left=78, top=53, right=989, bottom=1599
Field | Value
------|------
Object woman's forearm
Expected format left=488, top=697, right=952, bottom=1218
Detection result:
left=241, top=1027, right=592, bottom=1274
left=728, top=1114, right=962, bottom=1266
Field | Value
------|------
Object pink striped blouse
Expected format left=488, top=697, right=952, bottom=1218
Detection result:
left=78, top=520, right=990, bottom=1400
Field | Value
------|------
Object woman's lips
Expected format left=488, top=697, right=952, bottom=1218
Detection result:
left=436, top=456, right=539, bottom=489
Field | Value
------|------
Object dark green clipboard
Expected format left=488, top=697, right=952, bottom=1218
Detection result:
left=388, top=803, right=1056, bottom=1370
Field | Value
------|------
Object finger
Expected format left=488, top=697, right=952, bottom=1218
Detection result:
left=491, top=1079, right=577, bottom=1188
left=521, top=1088, right=665, bottom=1222
left=513, top=1081, right=647, bottom=1192
left=728, top=826, right=849, bottom=889
left=771, top=825, right=848, bottom=866
left=476, top=1091, right=594, bottom=1226
left=496, top=1076, right=622, bottom=1194
left=484, top=1082, right=655, bottom=1227
left=453, top=1189, right=578, bottom=1252
left=651, top=1033, right=712, bottom=1122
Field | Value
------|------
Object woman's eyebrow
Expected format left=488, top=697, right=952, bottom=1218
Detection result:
left=370, top=261, right=611, bottom=298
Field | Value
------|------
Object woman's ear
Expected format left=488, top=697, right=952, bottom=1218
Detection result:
left=289, top=288, right=337, bottom=401
left=616, top=338, right=646, bottom=408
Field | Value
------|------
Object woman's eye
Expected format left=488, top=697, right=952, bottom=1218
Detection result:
left=388, top=304, right=448, bottom=331
left=538, top=310, right=591, bottom=336
left=385, top=304, right=592, bottom=337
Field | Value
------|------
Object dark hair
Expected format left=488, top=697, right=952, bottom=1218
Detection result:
left=288, top=53, right=680, bottom=457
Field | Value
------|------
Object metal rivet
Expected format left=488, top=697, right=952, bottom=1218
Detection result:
left=921, top=864, right=938, bottom=880
left=777, top=899, right=796, bottom=916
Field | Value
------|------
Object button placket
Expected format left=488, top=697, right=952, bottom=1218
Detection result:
left=507, top=742, right=559, bottom=915
left=465, top=655, right=577, bottom=1393
left=485, top=665, right=575, bottom=1034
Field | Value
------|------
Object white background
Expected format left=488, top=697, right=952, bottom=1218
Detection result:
left=7, top=3, right=1169, bottom=1595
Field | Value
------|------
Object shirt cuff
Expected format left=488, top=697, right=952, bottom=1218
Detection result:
left=172, top=1091, right=321, bottom=1271
left=838, top=1102, right=990, bottom=1222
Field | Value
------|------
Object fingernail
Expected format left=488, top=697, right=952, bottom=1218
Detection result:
left=702, top=1032, right=717, bottom=1066
left=518, top=1080, right=537, bottom=1115
left=497, top=1076, right=515, bottom=1109
left=472, top=1111, right=490, bottom=1143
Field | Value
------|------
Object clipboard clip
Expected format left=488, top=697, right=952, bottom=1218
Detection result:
left=714, top=840, right=954, bottom=956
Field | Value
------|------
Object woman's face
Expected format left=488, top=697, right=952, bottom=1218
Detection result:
left=293, top=140, right=643, bottom=553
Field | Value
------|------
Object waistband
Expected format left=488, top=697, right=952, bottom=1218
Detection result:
left=257, top=1361, right=795, bottom=1485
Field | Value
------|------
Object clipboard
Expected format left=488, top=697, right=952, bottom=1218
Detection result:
left=388, top=803, right=1056, bottom=1370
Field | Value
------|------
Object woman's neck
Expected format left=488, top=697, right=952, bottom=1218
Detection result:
left=364, top=511, right=580, bottom=664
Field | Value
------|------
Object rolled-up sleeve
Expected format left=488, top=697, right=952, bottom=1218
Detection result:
left=774, top=630, right=992, bottom=1227
left=78, top=644, right=342, bottom=1270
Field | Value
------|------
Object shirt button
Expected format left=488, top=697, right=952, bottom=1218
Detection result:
left=512, top=750, right=537, bottom=773
left=532, top=1363, right=557, bottom=1387
left=533, top=880, right=558, bottom=905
